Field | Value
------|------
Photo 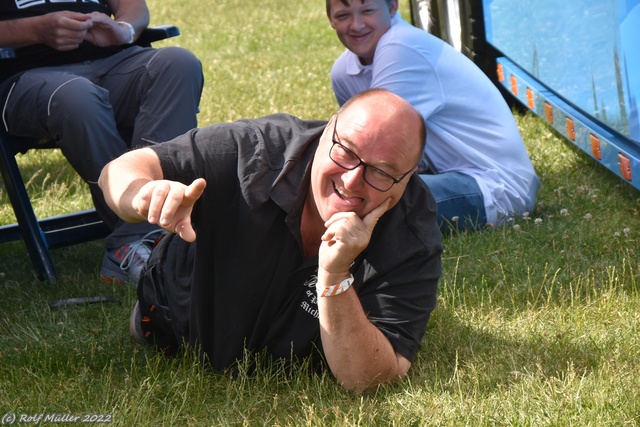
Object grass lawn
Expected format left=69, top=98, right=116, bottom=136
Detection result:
left=1, top=0, right=639, bottom=425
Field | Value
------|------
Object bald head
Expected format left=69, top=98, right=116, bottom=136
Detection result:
left=338, top=89, right=426, bottom=166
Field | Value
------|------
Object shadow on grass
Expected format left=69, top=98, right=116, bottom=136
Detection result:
left=414, top=297, right=622, bottom=398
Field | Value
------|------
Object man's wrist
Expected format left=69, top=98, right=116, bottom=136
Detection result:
left=117, top=21, right=135, bottom=44
left=317, top=274, right=354, bottom=297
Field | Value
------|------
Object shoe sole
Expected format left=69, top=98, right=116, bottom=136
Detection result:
left=129, top=301, right=147, bottom=345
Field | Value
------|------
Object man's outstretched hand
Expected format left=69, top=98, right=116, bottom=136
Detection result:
left=133, top=178, right=206, bottom=242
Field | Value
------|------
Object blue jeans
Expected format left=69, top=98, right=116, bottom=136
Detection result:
left=420, top=171, right=486, bottom=233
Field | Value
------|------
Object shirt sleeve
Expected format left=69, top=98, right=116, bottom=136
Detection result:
left=357, top=249, right=440, bottom=362
left=330, top=50, right=359, bottom=106
left=370, top=40, right=445, bottom=119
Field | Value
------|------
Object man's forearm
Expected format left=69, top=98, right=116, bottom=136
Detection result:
left=109, top=0, right=150, bottom=39
left=317, top=271, right=411, bottom=392
left=0, top=17, right=40, bottom=48
left=98, top=147, right=162, bottom=223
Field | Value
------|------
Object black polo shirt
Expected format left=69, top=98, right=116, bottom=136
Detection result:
left=151, top=113, right=442, bottom=371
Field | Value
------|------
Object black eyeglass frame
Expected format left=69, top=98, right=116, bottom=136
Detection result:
left=329, top=118, right=416, bottom=192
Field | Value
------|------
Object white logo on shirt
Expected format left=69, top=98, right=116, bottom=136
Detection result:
left=300, top=274, right=319, bottom=319
left=16, top=0, right=100, bottom=9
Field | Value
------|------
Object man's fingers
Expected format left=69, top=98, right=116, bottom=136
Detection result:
left=133, top=181, right=165, bottom=224
left=175, top=221, right=197, bottom=243
left=144, top=181, right=171, bottom=224
left=363, top=198, right=392, bottom=231
left=133, top=179, right=205, bottom=238
left=323, top=197, right=392, bottom=242
left=184, top=178, right=207, bottom=202
left=158, top=178, right=205, bottom=225
left=58, top=11, right=93, bottom=22
left=319, top=199, right=392, bottom=274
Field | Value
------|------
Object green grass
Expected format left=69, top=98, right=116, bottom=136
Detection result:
left=1, top=0, right=640, bottom=425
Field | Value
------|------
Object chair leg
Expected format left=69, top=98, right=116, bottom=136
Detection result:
left=0, top=140, right=56, bottom=282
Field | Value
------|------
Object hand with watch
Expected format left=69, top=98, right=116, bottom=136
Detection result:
left=81, top=12, right=138, bottom=47
left=117, top=21, right=135, bottom=44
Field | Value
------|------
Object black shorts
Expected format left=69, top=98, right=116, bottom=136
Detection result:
left=136, top=233, right=195, bottom=356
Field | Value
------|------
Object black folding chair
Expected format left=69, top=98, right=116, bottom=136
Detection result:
left=0, top=25, right=180, bottom=283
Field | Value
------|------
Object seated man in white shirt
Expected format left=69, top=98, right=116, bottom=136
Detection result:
left=327, top=0, right=540, bottom=231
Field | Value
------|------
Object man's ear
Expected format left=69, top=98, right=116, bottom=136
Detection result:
left=389, top=0, right=399, bottom=16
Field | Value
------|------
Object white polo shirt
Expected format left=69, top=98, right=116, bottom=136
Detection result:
left=331, top=13, right=539, bottom=224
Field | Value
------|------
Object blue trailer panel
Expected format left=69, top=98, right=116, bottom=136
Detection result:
left=410, top=0, right=640, bottom=190
left=483, top=0, right=640, bottom=144
left=483, top=0, right=640, bottom=188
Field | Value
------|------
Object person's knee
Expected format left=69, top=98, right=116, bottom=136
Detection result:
left=48, top=77, right=111, bottom=123
left=148, top=47, right=203, bottom=85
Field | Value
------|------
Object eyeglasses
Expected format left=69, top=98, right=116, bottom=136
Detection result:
left=329, top=118, right=415, bottom=192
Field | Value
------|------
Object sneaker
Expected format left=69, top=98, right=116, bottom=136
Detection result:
left=129, top=301, right=147, bottom=345
left=100, top=229, right=165, bottom=285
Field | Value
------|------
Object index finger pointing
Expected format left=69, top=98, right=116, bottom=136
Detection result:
left=362, top=197, right=392, bottom=232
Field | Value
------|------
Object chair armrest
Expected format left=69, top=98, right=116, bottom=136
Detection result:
left=134, top=25, right=180, bottom=47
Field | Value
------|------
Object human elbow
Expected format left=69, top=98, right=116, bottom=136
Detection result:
left=337, top=355, right=412, bottom=393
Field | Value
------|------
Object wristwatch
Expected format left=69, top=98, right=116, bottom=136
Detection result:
left=117, top=21, right=135, bottom=44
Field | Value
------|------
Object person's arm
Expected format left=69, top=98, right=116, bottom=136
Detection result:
left=84, top=0, right=149, bottom=46
left=0, top=12, right=92, bottom=50
left=329, top=54, right=353, bottom=107
left=316, top=198, right=411, bottom=393
left=104, top=0, right=149, bottom=43
left=317, top=270, right=412, bottom=393
left=98, top=148, right=206, bottom=242
left=371, top=41, right=442, bottom=118
left=0, top=0, right=149, bottom=49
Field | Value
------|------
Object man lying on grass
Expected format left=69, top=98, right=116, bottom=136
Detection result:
left=98, top=89, right=442, bottom=392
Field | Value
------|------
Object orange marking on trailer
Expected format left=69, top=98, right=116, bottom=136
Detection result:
left=619, top=153, right=632, bottom=181
left=589, top=134, right=602, bottom=160
left=497, top=63, right=505, bottom=82
left=565, top=117, right=575, bottom=140
left=526, top=87, right=535, bottom=109
left=544, top=102, right=553, bottom=124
